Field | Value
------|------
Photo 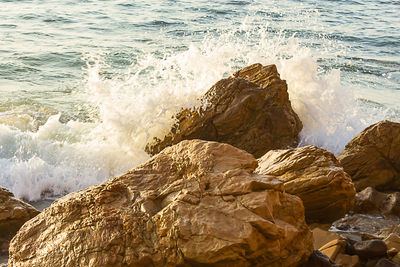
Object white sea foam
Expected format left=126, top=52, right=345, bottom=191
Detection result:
left=0, top=17, right=395, bottom=201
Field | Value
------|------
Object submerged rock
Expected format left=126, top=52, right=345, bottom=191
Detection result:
left=0, top=187, right=39, bottom=251
left=338, top=120, right=400, bottom=191
left=9, top=140, right=313, bottom=267
left=256, top=145, right=356, bottom=223
left=145, top=63, right=302, bottom=158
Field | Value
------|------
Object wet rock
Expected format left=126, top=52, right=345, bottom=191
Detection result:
left=355, top=187, right=400, bottom=216
left=338, top=120, right=400, bottom=191
left=332, top=214, right=400, bottom=239
left=0, top=187, right=39, bottom=244
left=9, top=140, right=313, bottom=267
left=256, top=145, right=355, bottom=223
left=353, top=239, right=387, bottom=259
left=146, top=63, right=302, bottom=158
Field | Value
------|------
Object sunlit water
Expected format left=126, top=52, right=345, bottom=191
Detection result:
left=0, top=0, right=399, bottom=201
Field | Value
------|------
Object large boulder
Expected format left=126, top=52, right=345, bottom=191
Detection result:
left=256, top=145, right=356, bottom=223
left=0, top=187, right=39, bottom=250
left=145, top=63, right=302, bottom=158
left=338, top=120, right=400, bottom=191
left=9, top=140, right=313, bottom=267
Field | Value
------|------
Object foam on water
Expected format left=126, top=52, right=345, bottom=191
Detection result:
left=0, top=12, right=397, bottom=200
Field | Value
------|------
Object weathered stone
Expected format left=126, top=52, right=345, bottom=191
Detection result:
left=256, top=145, right=355, bottom=223
left=334, top=253, right=360, bottom=267
left=313, top=228, right=342, bottom=250
left=9, top=140, right=313, bottom=267
left=353, top=239, right=387, bottom=259
left=338, top=120, right=400, bottom=191
left=354, top=187, right=400, bottom=216
left=319, top=239, right=347, bottom=261
left=0, top=187, right=39, bottom=242
left=145, top=63, right=302, bottom=158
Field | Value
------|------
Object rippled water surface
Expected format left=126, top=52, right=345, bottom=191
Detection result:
left=0, top=0, right=399, bottom=200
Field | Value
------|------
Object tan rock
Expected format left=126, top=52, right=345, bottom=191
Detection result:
left=9, top=140, right=313, bottom=267
left=334, top=253, right=360, bottom=267
left=312, top=228, right=342, bottom=250
left=338, top=120, right=400, bottom=191
left=145, top=63, right=302, bottom=158
left=256, top=145, right=356, bottom=223
left=319, top=239, right=347, bottom=261
left=0, top=187, right=39, bottom=243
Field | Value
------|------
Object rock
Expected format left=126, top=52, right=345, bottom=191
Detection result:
left=9, top=140, right=313, bottom=267
left=332, top=214, right=400, bottom=240
left=375, top=258, right=400, bottom=267
left=256, top=145, right=356, bottom=223
left=384, top=234, right=400, bottom=252
left=353, top=239, right=387, bottom=259
left=145, top=63, right=302, bottom=158
left=301, top=250, right=342, bottom=267
left=319, top=239, right=347, bottom=261
left=392, top=252, right=400, bottom=264
left=0, top=187, right=39, bottom=243
left=313, top=228, right=343, bottom=250
left=334, top=253, right=360, bottom=267
left=354, top=187, right=400, bottom=217
left=338, top=120, right=400, bottom=191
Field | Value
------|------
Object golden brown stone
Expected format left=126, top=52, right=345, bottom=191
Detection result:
left=145, top=63, right=302, bottom=158
left=338, top=120, right=400, bottom=191
left=256, top=145, right=356, bottom=223
left=9, top=140, right=313, bottom=267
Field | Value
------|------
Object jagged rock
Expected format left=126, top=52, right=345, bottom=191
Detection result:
left=256, top=145, right=356, bottom=223
left=9, top=140, right=313, bottom=267
left=0, top=187, right=39, bottom=245
left=354, top=187, right=400, bottom=216
left=145, top=63, right=302, bottom=158
left=338, top=120, right=400, bottom=191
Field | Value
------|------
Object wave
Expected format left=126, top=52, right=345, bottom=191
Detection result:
left=0, top=15, right=396, bottom=201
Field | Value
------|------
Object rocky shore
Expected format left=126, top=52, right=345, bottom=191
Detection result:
left=3, top=64, right=400, bottom=266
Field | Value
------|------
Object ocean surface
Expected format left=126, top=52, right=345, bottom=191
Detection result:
left=0, top=0, right=399, bottom=201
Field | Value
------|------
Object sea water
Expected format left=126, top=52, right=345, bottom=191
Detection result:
left=0, top=0, right=399, bottom=201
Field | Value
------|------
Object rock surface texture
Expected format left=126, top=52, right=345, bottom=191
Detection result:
left=145, top=63, right=302, bottom=158
left=338, top=120, right=400, bottom=191
left=355, top=187, right=400, bottom=216
left=9, top=140, right=313, bottom=267
left=256, top=145, right=356, bottom=223
left=0, top=187, right=39, bottom=248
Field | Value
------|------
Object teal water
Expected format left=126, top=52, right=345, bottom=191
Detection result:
left=0, top=0, right=399, bottom=200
